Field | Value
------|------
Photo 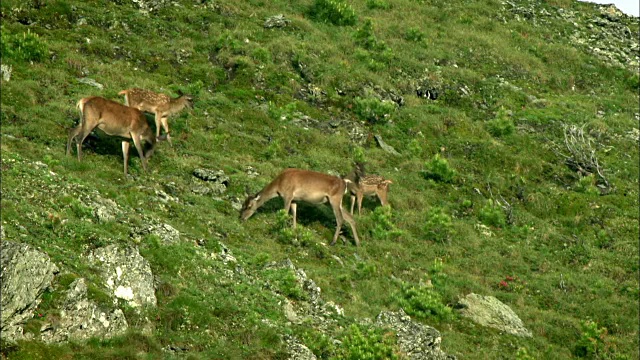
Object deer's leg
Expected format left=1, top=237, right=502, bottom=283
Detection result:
left=131, top=133, right=148, bottom=173
left=350, top=194, right=356, bottom=215
left=357, top=191, right=364, bottom=216
left=122, top=141, right=130, bottom=175
left=341, top=207, right=360, bottom=247
left=67, top=126, right=82, bottom=156
left=75, top=125, right=95, bottom=162
left=283, top=196, right=295, bottom=227
left=329, top=201, right=345, bottom=246
left=160, top=115, right=172, bottom=146
left=290, top=202, right=297, bottom=229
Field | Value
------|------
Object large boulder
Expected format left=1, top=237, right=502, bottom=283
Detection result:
left=40, top=278, right=128, bottom=343
left=1, top=241, right=59, bottom=341
left=376, top=309, right=456, bottom=360
left=87, top=245, right=157, bottom=308
left=456, top=293, right=532, bottom=337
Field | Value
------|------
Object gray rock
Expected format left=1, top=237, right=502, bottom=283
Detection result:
left=88, top=245, right=157, bottom=309
left=1, top=64, right=12, bottom=82
left=456, top=293, right=532, bottom=337
left=132, top=222, right=181, bottom=244
left=376, top=309, right=456, bottom=360
left=193, top=169, right=229, bottom=195
left=77, top=77, right=104, bottom=90
left=212, top=242, right=237, bottom=264
left=283, top=299, right=300, bottom=324
left=193, top=168, right=230, bottom=184
left=264, top=14, right=291, bottom=29
left=93, top=198, right=120, bottom=223
left=40, top=278, right=128, bottom=343
left=285, top=335, right=317, bottom=360
left=1, top=241, right=59, bottom=342
left=374, top=135, right=401, bottom=156
left=245, top=166, right=260, bottom=178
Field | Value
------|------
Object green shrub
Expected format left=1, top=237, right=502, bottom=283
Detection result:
left=301, top=329, right=336, bottom=358
left=353, top=97, right=397, bottom=124
left=422, top=154, right=456, bottom=183
left=574, top=174, right=599, bottom=196
left=478, top=200, right=507, bottom=228
left=1, top=28, right=48, bottom=62
left=336, top=324, right=399, bottom=360
left=574, top=320, right=620, bottom=359
left=423, top=207, right=454, bottom=243
left=264, top=267, right=306, bottom=300
left=310, top=0, right=357, bottom=26
left=273, top=209, right=314, bottom=246
left=368, top=205, right=404, bottom=241
left=404, top=27, right=425, bottom=42
left=486, top=108, right=515, bottom=137
left=407, top=138, right=423, bottom=157
left=626, top=73, right=639, bottom=91
left=366, top=0, right=391, bottom=10
left=394, top=282, right=453, bottom=321
left=516, top=347, right=536, bottom=360
left=354, top=19, right=387, bottom=52
left=354, top=261, right=377, bottom=280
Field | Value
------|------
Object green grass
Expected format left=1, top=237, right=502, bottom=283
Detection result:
left=1, top=0, right=638, bottom=359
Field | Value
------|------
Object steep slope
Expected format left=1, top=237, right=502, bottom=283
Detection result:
left=1, top=0, right=638, bottom=358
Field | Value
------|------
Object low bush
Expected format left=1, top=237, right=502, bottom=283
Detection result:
left=423, top=207, right=454, bottom=243
left=422, top=154, right=456, bottom=183
left=353, top=97, right=397, bottom=125
left=394, top=282, right=453, bottom=321
left=1, top=28, right=48, bottom=62
left=309, top=0, right=357, bottom=26
left=336, top=324, right=399, bottom=360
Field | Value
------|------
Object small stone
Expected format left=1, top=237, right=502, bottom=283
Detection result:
left=77, top=77, right=104, bottom=90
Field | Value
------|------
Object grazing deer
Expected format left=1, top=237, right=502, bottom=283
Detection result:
left=344, top=162, right=393, bottom=215
left=118, top=88, right=192, bottom=146
left=240, top=168, right=361, bottom=246
left=67, top=96, right=160, bottom=175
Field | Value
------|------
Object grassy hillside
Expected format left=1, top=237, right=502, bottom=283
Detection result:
left=1, top=0, right=638, bottom=358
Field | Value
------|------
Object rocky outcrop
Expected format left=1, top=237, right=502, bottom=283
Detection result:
left=131, top=221, right=181, bottom=244
left=265, top=259, right=344, bottom=332
left=285, top=334, right=317, bottom=360
left=264, top=14, right=291, bottom=29
left=456, top=293, right=532, bottom=337
left=87, top=245, right=157, bottom=308
left=501, top=1, right=638, bottom=71
left=376, top=309, right=456, bottom=360
left=192, top=168, right=230, bottom=196
left=40, top=278, right=128, bottom=343
left=1, top=241, right=59, bottom=342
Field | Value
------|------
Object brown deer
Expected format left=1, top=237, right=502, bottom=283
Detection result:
left=344, top=162, right=393, bottom=215
left=118, top=88, right=192, bottom=146
left=240, top=168, right=361, bottom=246
left=67, top=96, right=160, bottom=175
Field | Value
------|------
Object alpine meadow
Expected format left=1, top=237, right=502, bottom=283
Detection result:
left=1, top=0, right=638, bottom=359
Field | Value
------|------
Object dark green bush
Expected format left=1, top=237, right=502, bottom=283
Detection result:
left=423, top=207, right=454, bottom=243
left=422, top=154, right=456, bottom=183
left=337, top=324, right=399, bottom=360
left=353, top=97, right=397, bottom=124
left=404, top=27, right=425, bottom=42
left=1, top=28, right=48, bottom=62
left=486, top=108, right=515, bottom=137
left=478, top=200, right=507, bottom=228
left=394, top=282, right=453, bottom=321
left=366, top=0, right=391, bottom=10
left=310, top=0, right=357, bottom=26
